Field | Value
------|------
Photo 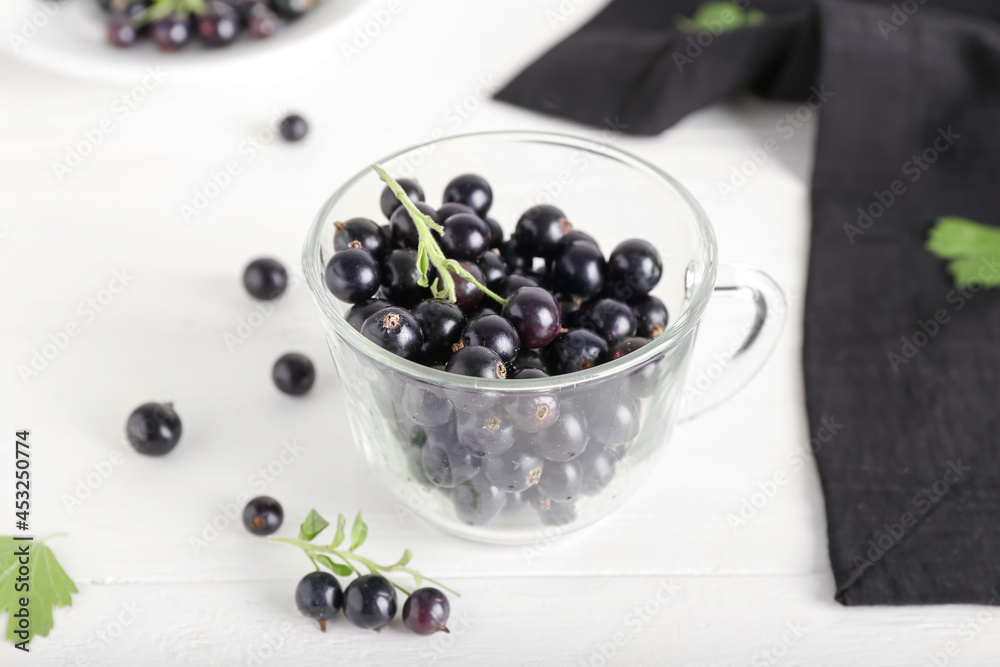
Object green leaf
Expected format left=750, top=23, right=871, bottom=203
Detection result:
left=315, top=555, right=353, bottom=578
left=926, top=217, right=1000, bottom=259
left=676, top=1, right=766, bottom=33
left=330, top=514, right=347, bottom=549
left=395, top=549, right=414, bottom=568
left=298, top=510, right=329, bottom=541
left=948, top=256, right=1000, bottom=288
left=1, top=537, right=78, bottom=646
left=350, top=511, right=368, bottom=551
left=416, top=247, right=430, bottom=287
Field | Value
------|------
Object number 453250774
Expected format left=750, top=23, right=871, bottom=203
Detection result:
left=15, top=430, right=30, bottom=528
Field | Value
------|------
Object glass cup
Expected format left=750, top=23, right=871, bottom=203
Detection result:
left=303, top=131, right=786, bottom=544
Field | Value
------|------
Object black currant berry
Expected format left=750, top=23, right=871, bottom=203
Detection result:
left=504, top=389, right=559, bottom=433
left=630, top=295, right=669, bottom=338
left=528, top=412, right=589, bottom=462
left=514, top=205, right=572, bottom=258
left=502, top=286, right=562, bottom=349
left=499, top=239, right=532, bottom=274
left=478, top=251, right=508, bottom=291
left=334, top=218, right=388, bottom=261
left=578, top=442, right=618, bottom=495
left=272, top=352, right=316, bottom=396
left=271, top=0, right=317, bottom=20
left=380, top=178, right=424, bottom=219
left=501, top=273, right=539, bottom=297
left=445, top=345, right=507, bottom=379
left=436, top=202, right=475, bottom=220
left=450, top=261, right=485, bottom=312
left=346, top=298, right=391, bottom=331
left=381, top=249, right=430, bottom=308
left=483, top=447, right=545, bottom=492
left=343, top=574, right=397, bottom=631
left=438, top=213, right=490, bottom=261
left=421, top=435, right=481, bottom=488
left=402, top=384, right=455, bottom=428
left=126, top=402, right=182, bottom=456
left=457, top=409, right=515, bottom=458
left=197, top=1, right=240, bottom=46
left=509, top=348, right=549, bottom=375
left=588, top=396, right=641, bottom=446
left=606, top=239, right=662, bottom=298
left=242, top=496, right=283, bottom=535
left=295, top=571, right=343, bottom=631
left=325, top=248, right=381, bottom=303
left=151, top=14, right=190, bottom=51
left=606, top=336, right=650, bottom=362
left=402, top=588, right=450, bottom=635
left=484, top=217, right=504, bottom=248
left=243, top=258, right=288, bottom=300
left=107, top=14, right=137, bottom=47
left=547, top=329, right=608, bottom=375
left=458, top=315, right=520, bottom=363
left=583, top=298, right=637, bottom=343
left=453, top=475, right=506, bottom=526
left=412, top=299, right=465, bottom=363
left=443, top=174, right=493, bottom=217
left=551, top=240, right=606, bottom=301
left=279, top=114, right=309, bottom=142
left=361, top=307, right=423, bottom=359
left=389, top=202, right=439, bottom=249
left=537, top=459, right=583, bottom=503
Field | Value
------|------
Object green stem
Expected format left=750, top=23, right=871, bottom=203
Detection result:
left=268, top=537, right=461, bottom=597
left=371, top=164, right=507, bottom=307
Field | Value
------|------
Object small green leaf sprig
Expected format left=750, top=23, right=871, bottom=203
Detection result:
left=269, top=510, right=458, bottom=598
left=676, top=1, right=766, bottom=33
left=372, top=164, right=506, bottom=307
left=926, top=216, right=1000, bottom=288
left=129, top=0, right=207, bottom=26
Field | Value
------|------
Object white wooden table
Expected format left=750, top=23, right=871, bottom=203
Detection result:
left=2, top=0, right=998, bottom=664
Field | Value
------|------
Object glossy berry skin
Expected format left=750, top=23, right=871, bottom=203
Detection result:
left=403, top=588, right=450, bottom=635
left=630, top=295, right=669, bottom=338
left=483, top=447, right=545, bottom=492
left=606, top=239, right=662, bottom=298
left=107, top=14, right=137, bottom=47
left=510, top=349, right=549, bottom=375
left=457, top=409, right=515, bottom=458
left=459, top=315, right=520, bottom=363
left=436, top=202, right=475, bottom=221
left=499, top=239, right=532, bottom=274
left=324, top=248, right=381, bottom=303
left=588, top=397, right=640, bottom=446
left=578, top=443, right=618, bottom=495
left=272, top=353, right=316, bottom=395
left=271, top=0, right=317, bottom=20
left=343, top=574, right=397, bottom=631
left=295, top=571, right=343, bottom=631
left=443, top=174, right=493, bottom=217
left=537, top=459, right=583, bottom=503
left=453, top=475, right=506, bottom=526
left=512, top=367, right=549, bottom=379
left=446, top=345, right=507, bottom=379
left=514, top=205, right=572, bottom=258
left=535, top=493, right=576, bottom=526
left=361, top=307, right=424, bottom=360
left=279, top=114, right=309, bottom=142
left=484, top=217, right=504, bottom=248
left=438, top=213, right=490, bottom=261
left=346, top=298, right=391, bottom=331
left=606, top=336, right=650, bottom=362
left=151, top=14, right=190, bottom=51
left=412, top=299, right=465, bottom=363
left=197, top=2, right=240, bottom=46
left=502, top=286, right=562, bottom=349
left=334, top=218, right=388, bottom=260
left=243, top=257, right=288, bottom=300
left=242, top=496, right=283, bottom=535
left=547, top=329, right=608, bottom=375
left=504, top=389, right=559, bottom=433
left=552, top=240, right=606, bottom=301
left=529, top=412, right=589, bottom=462
left=583, top=298, right=637, bottom=343
left=450, top=262, right=485, bottom=312
left=390, top=202, right=440, bottom=249
left=501, top=273, right=539, bottom=297
left=477, top=251, right=508, bottom=292
left=381, top=249, right=429, bottom=308
left=421, top=435, right=481, bottom=488
left=380, top=178, right=424, bottom=219
left=126, top=402, right=182, bottom=456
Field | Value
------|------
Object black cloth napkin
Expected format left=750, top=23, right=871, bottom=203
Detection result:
left=496, top=0, right=1000, bottom=605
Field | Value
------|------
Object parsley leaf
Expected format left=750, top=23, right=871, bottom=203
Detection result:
left=925, top=217, right=1000, bottom=288
left=677, top=1, right=766, bottom=34
left=1, top=536, right=77, bottom=646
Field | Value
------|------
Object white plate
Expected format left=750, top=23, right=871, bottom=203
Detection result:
left=1, top=0, right=371, bottom=81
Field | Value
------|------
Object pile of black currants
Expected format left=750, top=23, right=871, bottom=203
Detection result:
left=100, top=0, right=317, bottom=50
left=322, top=168, right=672, bottom=528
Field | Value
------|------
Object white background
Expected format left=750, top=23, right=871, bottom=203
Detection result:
left=2, top=0, right=998, bottom=665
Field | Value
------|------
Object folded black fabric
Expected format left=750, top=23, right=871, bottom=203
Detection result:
left=497, top=0, right=1000, bottom=605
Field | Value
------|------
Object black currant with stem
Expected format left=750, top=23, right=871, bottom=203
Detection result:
left=270, top=509, right=460, bottom=602
left=372, top=164, right=506, bottom=309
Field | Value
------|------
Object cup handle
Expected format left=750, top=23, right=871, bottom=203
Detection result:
left=678, top=264, right=787, bottom=422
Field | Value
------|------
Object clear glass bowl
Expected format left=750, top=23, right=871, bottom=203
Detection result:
left=303, top=131, right=785, bottom=544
